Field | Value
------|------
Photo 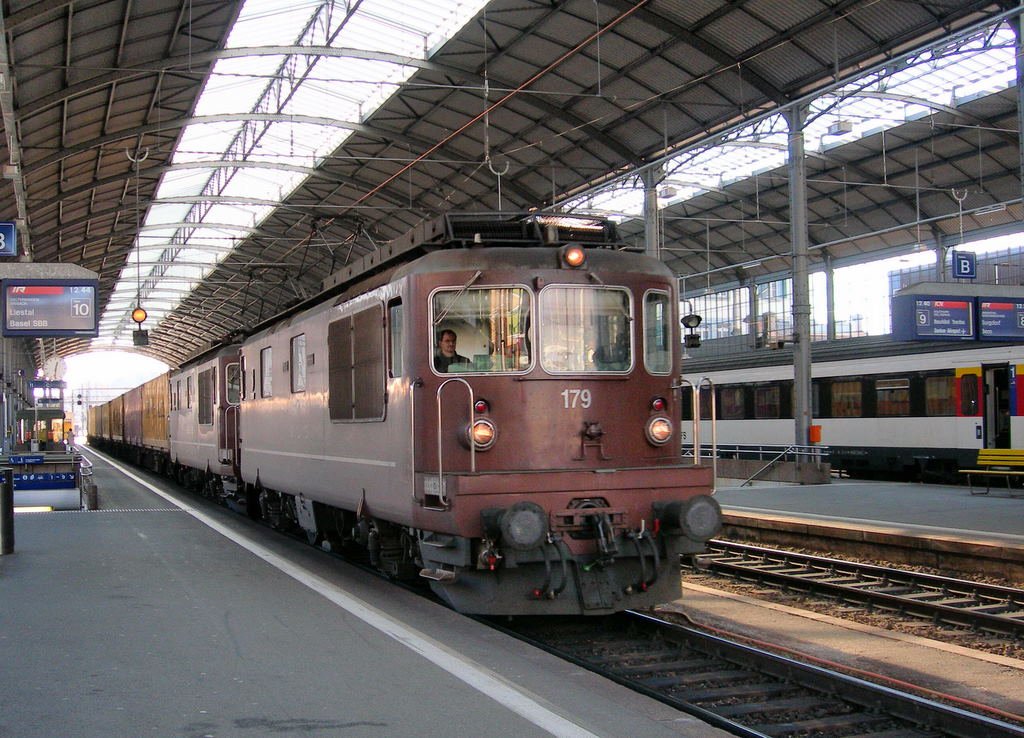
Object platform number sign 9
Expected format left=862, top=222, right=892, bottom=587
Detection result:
left=0, top=222, right=17, bottom=257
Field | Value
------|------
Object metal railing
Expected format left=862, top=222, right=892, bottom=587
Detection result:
left=710, top=443, right=830, bottom=486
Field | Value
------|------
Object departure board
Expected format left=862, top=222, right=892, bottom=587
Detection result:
left=979, top=299, right=1024, bottom=340
left=891, top=293, right=975, bottom=341
left=2, top=279, right=98, bottom=337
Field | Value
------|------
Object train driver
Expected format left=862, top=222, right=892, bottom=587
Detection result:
left=434, top=329, right=470, bottom=372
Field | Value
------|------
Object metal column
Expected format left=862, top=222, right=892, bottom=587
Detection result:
left=786, top=105, right=812, bottom=447
left=642, top=166, right=663, bottom=259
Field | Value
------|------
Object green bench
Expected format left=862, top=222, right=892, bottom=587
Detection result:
left=960, top=449, right=1024, bottom=496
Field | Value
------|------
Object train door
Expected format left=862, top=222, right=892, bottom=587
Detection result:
left=221, top=361, right=241, bottom=466
left=984, top=363, right=1010, bottom=449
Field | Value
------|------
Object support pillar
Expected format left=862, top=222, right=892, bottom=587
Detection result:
left=824, top=254, right=836, bottom=341
left=642, top=166, right=663, bottom=260
left=786, top=105, right=812, bottom=448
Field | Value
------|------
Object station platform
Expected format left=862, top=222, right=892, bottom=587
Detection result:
left=714, top=477, right=1024, bottom=582
left=0, top=448, right=726, bottom=738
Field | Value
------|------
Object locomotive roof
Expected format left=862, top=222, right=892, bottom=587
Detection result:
left=188, top=212, right=673, bottom=362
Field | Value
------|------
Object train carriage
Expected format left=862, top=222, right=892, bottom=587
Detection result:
left=168, top=345, right=241, bottom=494
left=688, top=338, right=1024, bottom=480
left=140, top=372, right=170, bottom=470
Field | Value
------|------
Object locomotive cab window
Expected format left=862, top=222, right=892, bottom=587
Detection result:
left=539, top=286, right=632, bottom=373
left=431, top=287, right=531, bottom=373
left=643, top=291, right=672, bottom=375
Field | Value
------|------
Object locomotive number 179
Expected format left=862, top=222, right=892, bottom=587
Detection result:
left=561, top=388, right=592, bottom=409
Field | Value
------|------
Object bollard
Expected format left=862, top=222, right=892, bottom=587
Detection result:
left=1, top=467, right=13, bottom=555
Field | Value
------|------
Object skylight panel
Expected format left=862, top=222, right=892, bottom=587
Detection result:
left=93, top=0, right=500, bottom=349
left=567, top=22, right=1016, bottom=230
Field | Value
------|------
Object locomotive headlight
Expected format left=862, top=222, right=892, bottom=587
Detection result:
left=466, top=418, right=497, bottom=450
left=645, top=416, right=673, bottom=445
left=560, top=244, right=586, bottom=268
left=499, top=501, right=548, bottom=551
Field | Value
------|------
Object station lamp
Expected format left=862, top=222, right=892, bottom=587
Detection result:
left=681, top=313, right=702, bottom=348
left=132, top=305, right=149, bottom=347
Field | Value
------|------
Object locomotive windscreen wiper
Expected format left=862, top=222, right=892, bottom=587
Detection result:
left=433, top=270, right=482, bottom=325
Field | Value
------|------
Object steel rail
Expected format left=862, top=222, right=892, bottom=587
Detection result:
left=692, top=540, right=1024, bottom=638
left=500, top=610, right=1023, bottom=737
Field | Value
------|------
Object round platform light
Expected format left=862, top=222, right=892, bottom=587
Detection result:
left=131, top=306, right=147, bottom=325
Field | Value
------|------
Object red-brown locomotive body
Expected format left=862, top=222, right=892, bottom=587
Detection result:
left=90, top=214, right=720, bottom=616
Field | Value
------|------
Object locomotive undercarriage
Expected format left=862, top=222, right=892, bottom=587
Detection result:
left=418, top=522, right=707, bottom=616
left=231, top=477, right=720, bottom=616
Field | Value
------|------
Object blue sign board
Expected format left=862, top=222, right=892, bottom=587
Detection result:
left=0, top=221, right=16, bottom=257
left=892, top=294, right=975, bottom=340
left=978, top=299, right=1024, bottom=340
left=951, top=250, right=976, bottom=279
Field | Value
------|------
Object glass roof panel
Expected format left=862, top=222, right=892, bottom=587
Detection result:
left=564, top=25, right=1016, bottom=221
left=95, top=0, right=491, bottom=353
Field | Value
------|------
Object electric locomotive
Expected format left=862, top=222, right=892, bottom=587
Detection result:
left=91, top=213, right=721, bottom=616
left=234, top=213, right=720, bottom=615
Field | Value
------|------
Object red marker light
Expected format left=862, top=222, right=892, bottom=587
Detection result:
left=474, top=399, right=489, bottom=414
left=651, top=397, right=666, bottom=412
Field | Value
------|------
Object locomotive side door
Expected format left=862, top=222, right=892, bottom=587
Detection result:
left=983, top=362, right=1010, bottom=449
left=220, top=360, right=241, bottom=466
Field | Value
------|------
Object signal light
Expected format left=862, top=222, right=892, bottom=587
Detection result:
left=560, top=244, right=586, bottom=268
left=474, top=399, right=489, bottom=414
left=651, top=397, right=666, bottom=412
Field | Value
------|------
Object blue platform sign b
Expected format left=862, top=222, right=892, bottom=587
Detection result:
left=0, top=222, right=16, bottom=257
left=952, top=249, right=976, bottom=279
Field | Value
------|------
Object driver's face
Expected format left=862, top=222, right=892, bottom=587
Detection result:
left=439, top=334, right=457, bottom=356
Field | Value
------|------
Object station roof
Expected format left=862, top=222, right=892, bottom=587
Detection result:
left=0, top=0, right=1018, bottom=367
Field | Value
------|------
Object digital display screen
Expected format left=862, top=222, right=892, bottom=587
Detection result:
left=2, top=279, right=98, bottom=337
left=912, top=298, right=974, bottom=338
left=891, top=293, right=976, bottom=341
left=979, top=299, right=1024, bottom=340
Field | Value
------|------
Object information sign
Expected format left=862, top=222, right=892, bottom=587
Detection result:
left=951, top=250, right=976, bottom=279
left=978, top=299, right=1024, bottom=340
left=0, top=222, right=16, bottom=257
left=1, top=279, right=98, bottom=337
left=891, top=293, right=975, bottom=340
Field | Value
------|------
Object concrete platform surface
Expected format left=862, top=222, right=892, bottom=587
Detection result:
left=0, top=449, right=727, bottom=738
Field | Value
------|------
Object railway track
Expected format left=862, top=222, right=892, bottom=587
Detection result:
left=504, top=611, right=1023, bottom=737
left=689, top=541, right=1024, bottom=638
